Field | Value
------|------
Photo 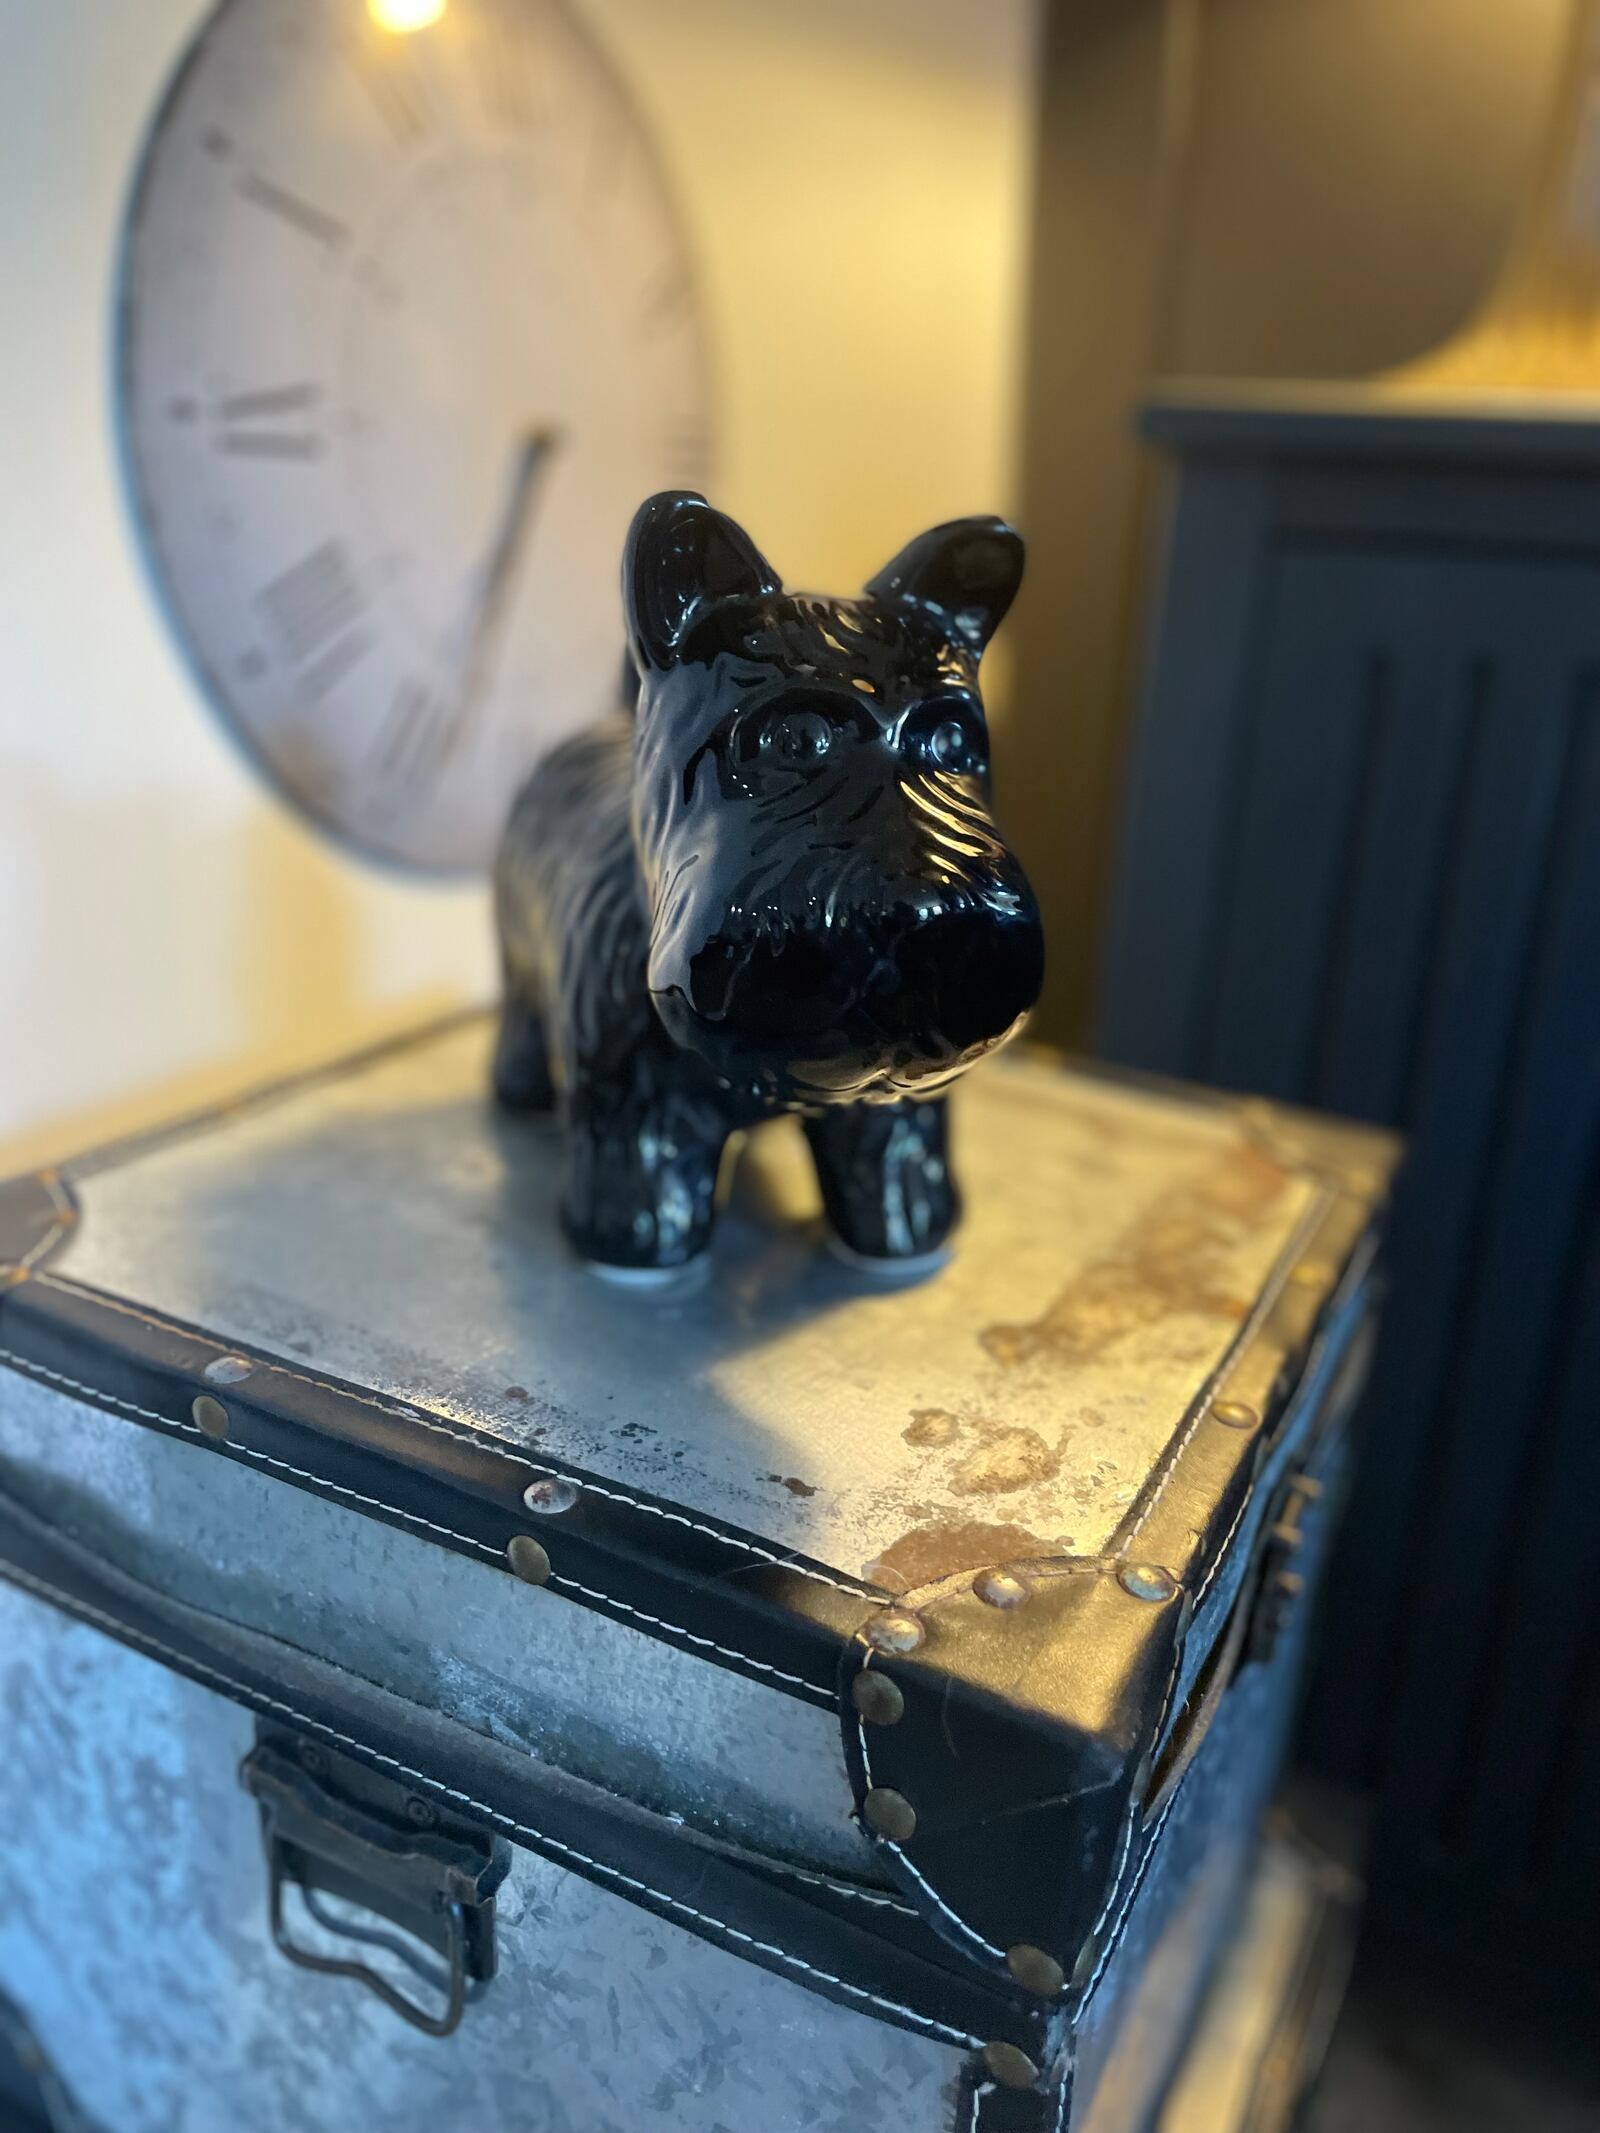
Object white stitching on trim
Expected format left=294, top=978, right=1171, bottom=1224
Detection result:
left=1191, top=1481, right=1254, bottom=1617
left=36, top=1276, right=493, bottom=1443
left=0, top=1556, right=984, bottom=2053
left=0, top=1348, right=503, bottom=1556
left=716, top=1859, right=913, bottom=1928
left=521, top=1463, right=875, bottom=1600
left=0, top=1345, right=834, bottom=1707
left=1123, top=1188, right=1333, bottom=1545
left=969, top=2068, right=1070, bottom=2130
left=881, top=1843, right=1007, bottom=1966
left=547, top=1566, right=829, bottom=1702
left=1082, top=1806, right=1138, bottom=1950
left=1078, top=1785, right=1181, bottom=2013
left=751, top=1861, right=916, bottom=1915
left=1189, top=1264, right=1362, bottom=1621
left=856, top=1654, right=1007, bottom=1964
left=34, top=1274, right=875, bottom=1602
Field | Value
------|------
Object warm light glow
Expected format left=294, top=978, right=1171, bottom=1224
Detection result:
left=368, top=0, right=446, bottom=32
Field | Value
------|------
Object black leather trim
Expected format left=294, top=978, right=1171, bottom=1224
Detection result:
left=0, top=1270, right=869, bottom=1704
left=842, top=1560, right=1185, bottom=1985
left=956, top=2060, right=1072, bottom=2133
left=840, top=1252, right=1379, bottom=1985
left=0, top=1480, right=1054, bottom=2071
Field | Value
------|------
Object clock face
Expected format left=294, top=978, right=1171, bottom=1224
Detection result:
left=118, top=0, right=710, bottom=872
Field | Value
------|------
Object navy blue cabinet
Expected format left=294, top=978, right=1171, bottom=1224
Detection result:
left=1100, top=385, right=1600, bottom=2008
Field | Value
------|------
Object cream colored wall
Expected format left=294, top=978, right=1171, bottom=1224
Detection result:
left=0, top=0, right=1041, bottom=1167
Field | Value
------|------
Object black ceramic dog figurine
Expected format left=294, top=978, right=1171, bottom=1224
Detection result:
left=493, top=492, right=1044, bottom=1274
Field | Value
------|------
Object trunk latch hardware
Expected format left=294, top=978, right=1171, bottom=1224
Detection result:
left=1248, top=1473, right=1325, bottom=1665
left=240, top=1724, right=510, bottom=2037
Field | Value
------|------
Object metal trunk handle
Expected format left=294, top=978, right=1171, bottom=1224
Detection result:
left=240, top=1726, right=511, bottom=2038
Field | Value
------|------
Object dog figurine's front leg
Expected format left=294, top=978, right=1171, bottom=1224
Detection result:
left=805, top=1099, right=957, bottom=1265
left=561, top=1055, right=730, bottom=1274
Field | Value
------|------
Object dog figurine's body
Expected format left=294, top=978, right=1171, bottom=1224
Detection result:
left=493, top=492, right=1044, bottom=1272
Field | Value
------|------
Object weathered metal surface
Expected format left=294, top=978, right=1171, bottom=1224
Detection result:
left=0, top=1584, right=965, bottom=2133
left=55, top=1021, right=1319, bottom=1580
left=0, top=1373, right=870, bottom=1876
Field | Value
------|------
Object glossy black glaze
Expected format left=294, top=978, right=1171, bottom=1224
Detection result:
left=494, top=492, right=1044, bottom=1270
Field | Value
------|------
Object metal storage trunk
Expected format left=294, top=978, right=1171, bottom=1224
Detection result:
left=0, top=1017, right=1396, bottom=2132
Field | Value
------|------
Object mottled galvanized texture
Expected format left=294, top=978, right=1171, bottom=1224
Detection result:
left=0, top=1583, right=965, bottom=2133
left=56, top=1021, right=1317, bottom=1581
left=0, top=1439, right=1342, bottom=2133
left=0, top=1373, right=870, bottom=1877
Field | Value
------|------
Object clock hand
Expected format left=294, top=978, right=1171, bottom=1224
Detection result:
left=452, top=423, right=562, bottom=725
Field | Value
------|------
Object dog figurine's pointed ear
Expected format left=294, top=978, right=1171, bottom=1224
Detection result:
left=624, top=492, right=782, bottom=672
left=864, top=516, right=1025, bottom=652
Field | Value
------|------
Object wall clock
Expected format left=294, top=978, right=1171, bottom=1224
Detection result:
left=117, top=0, right=710, bottom=872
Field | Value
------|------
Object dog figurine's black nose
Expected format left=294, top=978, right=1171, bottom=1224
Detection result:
left=891, top=900, right=1044, bottom=1060
left=675, top=893, right=1043, bottom=1100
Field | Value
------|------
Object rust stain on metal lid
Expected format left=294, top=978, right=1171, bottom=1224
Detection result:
left=903, top=1407, right=962, bottom=1448
left=865, top=1517, right=1057, bottom=1594
left=980, top=1140, right=1290, bottom=1370
left=949, top=1424, right=1059, bottom=1497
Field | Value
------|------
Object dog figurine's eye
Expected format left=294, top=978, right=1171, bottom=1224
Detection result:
left=927, top=718, right=981, bottom=774
left=758, top=708, right=833, bottom=764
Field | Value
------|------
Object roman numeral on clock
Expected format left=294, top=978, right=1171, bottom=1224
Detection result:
left=369, top=677, right=462, bottom=808
left=258, top=539, right=366, bottom=669
left=237, top=174, right=347, bottom=249
left=214, top=382, right=324, bottom=461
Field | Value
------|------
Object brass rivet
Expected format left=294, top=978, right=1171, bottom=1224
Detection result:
left=507, top=1535, right=552, bottom=1586
left=982, top=2041, right=1040, bottom=2090
left=863, top=1608, right=925, bottom=1655
left=203, top=1354, right=254, bottom=1387
left=1119, top=1562, right=1176, bottom=1604
left=1006, top=1943, right=1065, bottom=1996
left=1289, top=1261, right=1333, bottom=1290
left=191, top=1394, right=230, bottom=1442
left=522, top=1476, right=579, bottom=1515
left=0, top=1263, right=27, bottom=1289
left=863, top=1787, right=917, bottom=1841
left=851, top=1671, right=905, bottom=1726
left=972, top=1567, right=1031, bottom=1610
left=1210, top=1399, right=1259, bottom=1430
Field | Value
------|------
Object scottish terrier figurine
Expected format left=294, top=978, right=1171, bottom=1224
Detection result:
left=493, top=492, right=1044, bottom=1276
